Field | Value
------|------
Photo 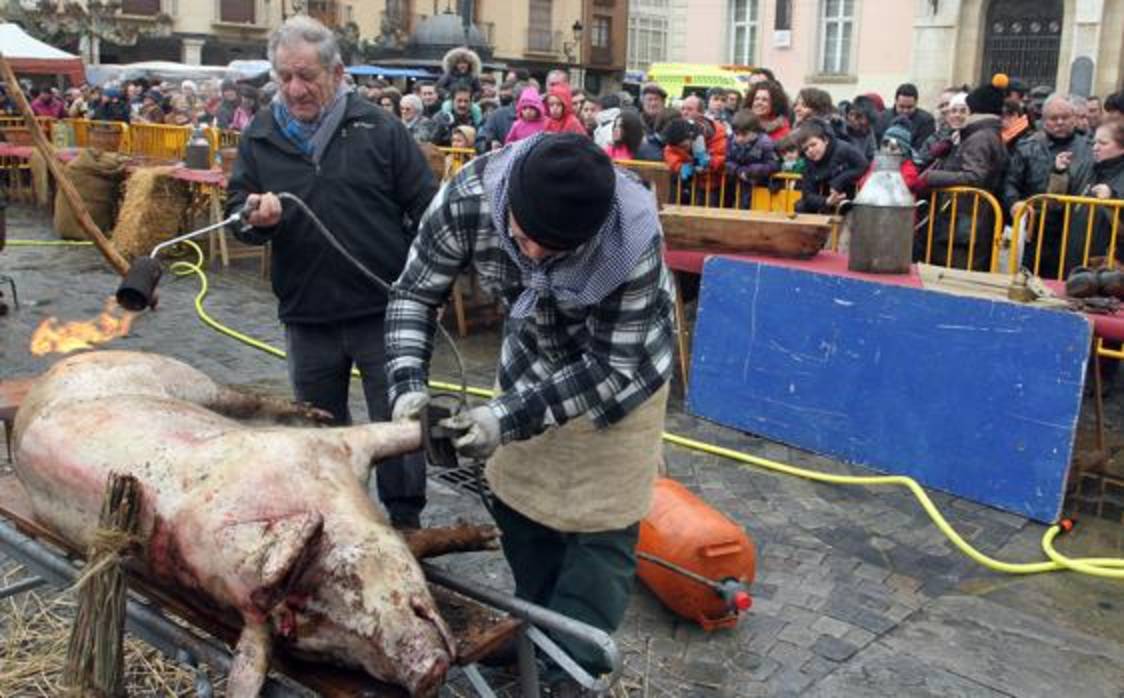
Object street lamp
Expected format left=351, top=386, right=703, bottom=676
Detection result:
left=563, top=20, right=584, bottom=61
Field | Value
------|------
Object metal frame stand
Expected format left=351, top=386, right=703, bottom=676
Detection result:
left=0, top=274, right=16, bottom=311
left=0, top=520, right=621, bottom=697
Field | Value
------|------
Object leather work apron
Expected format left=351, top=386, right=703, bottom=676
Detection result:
left=485, top=384, right=669, bottom=533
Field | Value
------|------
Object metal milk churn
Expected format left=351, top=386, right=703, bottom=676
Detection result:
left=184, top=125, right=213, bottom=170
left=848, top=152, right=915, bottom=273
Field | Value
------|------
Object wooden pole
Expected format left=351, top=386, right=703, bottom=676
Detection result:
left=0, top=52, right=130, bottom=275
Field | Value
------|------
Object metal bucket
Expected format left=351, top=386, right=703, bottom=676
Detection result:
left=848, top=203, right=914, bottom=274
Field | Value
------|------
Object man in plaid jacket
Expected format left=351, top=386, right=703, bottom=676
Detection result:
left=386, top=133, right=675, bottom=691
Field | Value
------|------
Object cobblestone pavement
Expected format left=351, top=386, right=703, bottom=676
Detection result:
left=2, top=202, right=1124, bottom=697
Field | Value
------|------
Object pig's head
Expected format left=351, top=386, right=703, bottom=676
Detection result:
left=276, top=530, right=455, bottom=696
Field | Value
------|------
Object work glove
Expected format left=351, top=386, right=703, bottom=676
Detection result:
left=392, top=391, right=430, bottom=422
left=680, top=163, right=695, bottom=181
left=439, top=405, right=502, bottom=460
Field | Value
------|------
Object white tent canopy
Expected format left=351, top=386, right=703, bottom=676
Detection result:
left=0, top=23, right=85, bottom=84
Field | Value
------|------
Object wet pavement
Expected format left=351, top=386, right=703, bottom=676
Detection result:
left=2, top=201, right=1123, bottom=697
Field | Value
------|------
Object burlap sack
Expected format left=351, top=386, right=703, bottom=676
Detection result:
left=30, top=149, right=51, bottom=208
left=52, top=149, right=129, bottom=241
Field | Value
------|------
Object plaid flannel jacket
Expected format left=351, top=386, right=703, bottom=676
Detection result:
left=385, top=155, right=676, bottom=444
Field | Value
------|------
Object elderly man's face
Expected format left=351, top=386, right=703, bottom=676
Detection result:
left=274, top=41, right=342, bottom=122
left=400, top=100, right=417, bottom=120
left=1041, top=99, right=1075, bottom=139
left=680, top=96, right=702, bottom=121
left=642, top=92, right=664, bottom=115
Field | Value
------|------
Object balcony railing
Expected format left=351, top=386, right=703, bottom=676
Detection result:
left=590, top=45, right=614, bottom=65
left=526, top=28, right=561, bottom=55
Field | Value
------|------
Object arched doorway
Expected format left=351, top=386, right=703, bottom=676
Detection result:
left=981, top=0, right=1063, bottom=88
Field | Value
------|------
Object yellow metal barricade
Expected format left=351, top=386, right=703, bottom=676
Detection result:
left=1010, top=193, right=1123, bottom=365
left=206, top=127, right=241, bottom=153
left=436, top=146, right=477, bottom=180
left=67, top=118, right=130, bottom=151
left=615, top=160, right=803, bottom=215
left=126, top=122, right=191, bottom=160
left=1009, top=193, right=1123, bottom=279
left=917, top=186, right=1003, bottom=271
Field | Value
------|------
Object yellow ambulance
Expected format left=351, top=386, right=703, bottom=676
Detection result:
left=644, top=63, right=756, bottom=100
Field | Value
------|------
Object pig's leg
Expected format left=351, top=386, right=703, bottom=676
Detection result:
left=402, top=523, right=501, bottom=559
left=208, top=386, right=335, bottom=426
left=337, top=421, right=424, bottom=482
left=227, top=621, right=271, bottom=698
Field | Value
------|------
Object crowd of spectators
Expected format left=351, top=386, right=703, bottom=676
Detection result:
left=3, top=44, right=1122, bottom=273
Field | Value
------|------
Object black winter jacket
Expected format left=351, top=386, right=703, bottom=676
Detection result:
left=795, top=138, right=868, bottom=214
left=1003, top=130, right=1094, bottom=212
left=227, top=93, right=438, bottom=324
left=923, top=115, right=1007, bottom=270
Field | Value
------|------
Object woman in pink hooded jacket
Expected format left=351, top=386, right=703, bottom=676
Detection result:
left=505, top=87, right=547, bottom=144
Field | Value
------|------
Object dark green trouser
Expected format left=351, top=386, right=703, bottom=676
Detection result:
left=492, top=498, right=638, bottom=678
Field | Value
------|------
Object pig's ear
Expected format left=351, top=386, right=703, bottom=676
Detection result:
left=233, top=511, right=324, bottom=613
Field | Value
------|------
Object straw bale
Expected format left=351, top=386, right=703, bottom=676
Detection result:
left=52, top=149, right=130, bottom=241
left=111, top=166, right=191, bottom=261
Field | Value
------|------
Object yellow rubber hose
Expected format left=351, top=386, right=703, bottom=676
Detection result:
left=12, top=238, right=1124, bottom=579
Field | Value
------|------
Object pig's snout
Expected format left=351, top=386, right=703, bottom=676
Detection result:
left=398, top=594, right=454, bottom=696
left=407, top=653, right=450, bottom=697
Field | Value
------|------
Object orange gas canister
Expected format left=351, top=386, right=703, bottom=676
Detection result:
left=636, top=477, right=757, bottom=631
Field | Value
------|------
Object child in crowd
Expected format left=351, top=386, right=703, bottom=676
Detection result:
left=794, top=119, right=869, bottom=214
left=860, top=120, right=923, bottom=196
left=445, top=125, right=476, bottom=179
left=776, top=134, right=806, bottom=174
left=543, top=83, right=587, bottom=135
left=725, top=111, right=780, bottom=208
left=504, top=87, right=546, bottom=144
left=660, top=117, right=704, bottom=204
left=603, top=110, right=645, bottom=161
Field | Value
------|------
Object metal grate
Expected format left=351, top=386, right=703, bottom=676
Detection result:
left=431, top=464, right=493, bottom=499
left=982, top=0, right=1063, bottom=88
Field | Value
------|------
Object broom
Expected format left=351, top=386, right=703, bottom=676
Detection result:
left=64, top=472, right=143, bottom=698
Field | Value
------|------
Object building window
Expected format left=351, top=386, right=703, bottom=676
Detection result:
left=627, top=13, right=668, bottom=72
left=122, top=0, right=160, bottom=14
left=774, top=0, right=791, bottom=30
left=729, top=0, right=758, bottom=66
left=591, top=15, right=611, bottom=48
left=528, top=0, right=553, bottom=52
left=819, top=0, right=855, bottom=75
left=219, top=0, right=255, bottom=24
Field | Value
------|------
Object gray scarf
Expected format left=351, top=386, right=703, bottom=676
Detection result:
left=482, top=135, right=662, bottom=318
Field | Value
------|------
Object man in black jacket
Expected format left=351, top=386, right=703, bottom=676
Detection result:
left=1004, top=93, right=1094, bottom=276
left=875, top=83, right=936, bottom=151
left=227, top=15, right=438, bottom=529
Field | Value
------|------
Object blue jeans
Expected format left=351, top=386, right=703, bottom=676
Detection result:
left=284, top=316, right=426, bottom=521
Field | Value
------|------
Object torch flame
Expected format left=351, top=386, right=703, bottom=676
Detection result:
left=30, top=298, right=137, bottom=356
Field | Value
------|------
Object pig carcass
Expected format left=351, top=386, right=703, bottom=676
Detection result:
left=12, top=350, right=453, bottom=696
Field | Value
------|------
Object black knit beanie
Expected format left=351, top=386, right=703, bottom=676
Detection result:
left=509, top=134, right=616, bottom=251
left=966, top=74, right=1009, bottom=117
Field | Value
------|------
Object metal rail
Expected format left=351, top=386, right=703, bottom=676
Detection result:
left=0, top=519, right=621, bottom=696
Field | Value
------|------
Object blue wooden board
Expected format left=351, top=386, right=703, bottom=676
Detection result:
left=687, top=257, right=1092, bottom=522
